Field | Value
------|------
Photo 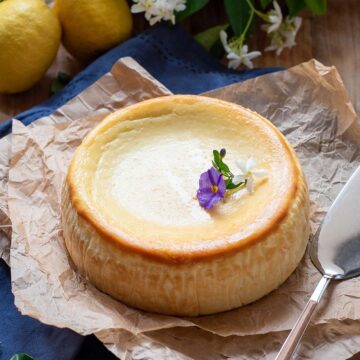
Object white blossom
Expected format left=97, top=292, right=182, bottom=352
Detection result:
left=233, top=158, right=268, bottom=193
left=282, top=16, right=302, bottom=48
left=265, top=16, right=302, bottom=55
left=219, top=30, right=261, bottom=69
left=262, top=0, right=283, bottom=34
left=131, top=0, right=156, bottom=21
left=131, top=0, right=186, bottom=26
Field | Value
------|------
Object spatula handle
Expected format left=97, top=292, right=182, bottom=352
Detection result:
left=275, top=276, right=331, bottom=360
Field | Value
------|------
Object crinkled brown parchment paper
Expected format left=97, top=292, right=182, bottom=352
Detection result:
left=0, top=57, right=171, bottom=265
left=4, top=58, right=360, bottom=359
left=0, top=135, right=11, bottom=264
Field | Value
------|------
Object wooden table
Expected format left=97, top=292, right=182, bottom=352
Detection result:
left=0, top=0, right=359, bottom=123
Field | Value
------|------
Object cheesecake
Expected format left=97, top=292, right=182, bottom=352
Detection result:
left=61, top=95, right=310, bottom=316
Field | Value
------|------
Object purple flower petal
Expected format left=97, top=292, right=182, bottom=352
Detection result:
left=208, top=167, right=217, bottom=185
left=197, top=167, right=226, bottom=209
left=199, top=169, right=213, bottom=190
left=197, top=189, right=224, bottom=209
left=216, top=172, right=226, bottom=196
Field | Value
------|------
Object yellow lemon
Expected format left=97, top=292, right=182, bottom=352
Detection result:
left=0, top=0, right=61, bottom=94
left=54, top=0, right=133, bottom=62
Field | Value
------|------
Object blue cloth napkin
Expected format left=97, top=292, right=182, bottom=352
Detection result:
left=0, top=24, right=279, bottom=138
left=0, top=24, right=280, bottom=360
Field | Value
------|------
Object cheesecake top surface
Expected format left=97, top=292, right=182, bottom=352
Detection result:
left=67, top=95, right=298, bottom=262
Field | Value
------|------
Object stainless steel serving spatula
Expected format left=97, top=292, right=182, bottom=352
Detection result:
left=276, top=166, right=360, bottom=360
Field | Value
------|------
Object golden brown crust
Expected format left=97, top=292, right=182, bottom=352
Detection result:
left=61, top=160, right=309, bottom=315
left=62, top=95, right=310, bottom=315
left=66, top=95, right=300, bottom=264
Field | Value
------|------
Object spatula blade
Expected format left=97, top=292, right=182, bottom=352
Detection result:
left=311, top=166, right=360, bottom=279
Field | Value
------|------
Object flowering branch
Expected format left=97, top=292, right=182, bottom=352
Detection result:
left=131, top=0, right=186, bottom=26
left=130, top=0, right=327, bottom=69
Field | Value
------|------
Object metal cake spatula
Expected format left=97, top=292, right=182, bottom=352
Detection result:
left=276, top=166, right=360, bottom=360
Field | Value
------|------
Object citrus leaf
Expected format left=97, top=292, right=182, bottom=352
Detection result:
left=260, top=0, right=272, bottom=8
left=209, top=38, right=225, bottom=58
left=286, top=0, right=306, bottom=16
left=224, top=0, right=255, bottom=37
left=194, top=24, right=228, bottom=51
left=305, top=0, right=327, bottom=15
left=176, top=0, right=209, bottom=21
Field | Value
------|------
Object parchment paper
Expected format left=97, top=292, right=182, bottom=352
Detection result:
left=0, top=57, right=171, bottom=265
left=0, top=135, right=11, bottom=264
left=4, top=58, right=360, bottom=359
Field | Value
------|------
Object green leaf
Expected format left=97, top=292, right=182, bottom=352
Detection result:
left=213, top=149, right=232, bottom=174
left=226, top=183, right=239, bottom=190
left=224, top=0, right=255, bottom=37
left=209, top=38, right=225, bottom=58
left=212, top=150, right=221, bottom=172
left=286, top=0, right=306, bottom=16
left=51, top=72, right=72, bottom=94
left=212, top=149, right=232, bottom=175
left=194, top=24, right=228, bottom=51
left=10, top=354, right=35, bottom=360
left=176, top=0, right=209, bottom=21
left=219, top=160, right=230, bottom=174
left=224, top=0, right=252, bottom=37
left=225, top=179, right=244, bottom=190
left=305, top=0, right=327, bottom=15
left=260, top=0, right=272, bottom=8
left=212, top=160, right=218, bottom=170
left=213, top=150, right=220, bottom=166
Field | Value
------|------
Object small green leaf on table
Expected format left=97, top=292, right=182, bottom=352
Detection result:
left=176, top=0, right=209, bottom=22
left=51, top=72, right=73, bottom=94
left=10, top=354, right=35, bottom=360
left=194, top=24, right=228, bottom=51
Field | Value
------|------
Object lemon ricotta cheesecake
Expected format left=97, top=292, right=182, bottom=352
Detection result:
left=62, top=95, right=310, bottom=316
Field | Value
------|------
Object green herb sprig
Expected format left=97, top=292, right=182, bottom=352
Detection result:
left=212, top=148, right=246, bottom=191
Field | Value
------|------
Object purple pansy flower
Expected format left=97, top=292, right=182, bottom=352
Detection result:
left=197, top=167, right=226, bottom=209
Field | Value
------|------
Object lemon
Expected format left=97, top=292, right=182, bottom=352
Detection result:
left=0, top=0, right=61, bottom=94
left=54, top=0, right=133, bottom=62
